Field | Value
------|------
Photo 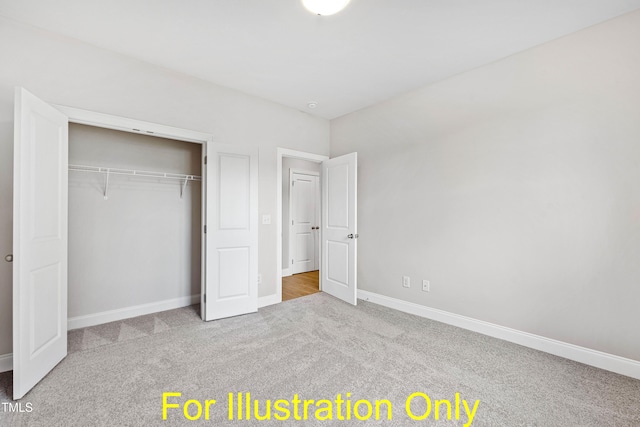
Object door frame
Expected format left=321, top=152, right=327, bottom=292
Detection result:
left=288, top=169, right=320, bottom=275
left=273, top=148, right=328, bottom=306
left=54, top=105, right=212, bottom=317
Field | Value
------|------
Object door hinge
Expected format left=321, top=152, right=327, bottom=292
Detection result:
left=204, top=156, right=207, bottom=165
left=204, top=294, right=207, bottom=303
left=292, top=220, right=294, bottom=225
left=291, top=259, right=294, bottom=265
left=204, top=225, right=207, bottom=234
left=292, top=181, right=295, bottom=186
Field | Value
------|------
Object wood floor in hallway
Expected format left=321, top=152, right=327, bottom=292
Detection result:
left=282, top=270, right=320, bottom=301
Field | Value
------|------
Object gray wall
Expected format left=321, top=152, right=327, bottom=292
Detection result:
left=68, top=124, right=201, bottom=318
left=0, top=18, right=330, bottom=356
left=281, top=158, right=322, bottom=270
left=331, top=10, right=640, bottom=361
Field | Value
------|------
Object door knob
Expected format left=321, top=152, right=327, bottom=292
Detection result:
left=5, top=254, right=13, bottom=262
left=347, top=234, right=359, bottom=239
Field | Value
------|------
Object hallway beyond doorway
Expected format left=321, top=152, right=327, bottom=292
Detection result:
left=282, top=270, right=320, bottom=301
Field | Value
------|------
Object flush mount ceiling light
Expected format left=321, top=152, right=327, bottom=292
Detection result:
left=302, top=0, right=351, bottom=16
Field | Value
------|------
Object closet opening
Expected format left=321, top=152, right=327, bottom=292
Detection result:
left=67, top=123, right=203, bottom=329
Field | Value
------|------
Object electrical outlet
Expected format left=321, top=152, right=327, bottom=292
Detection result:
left=402, top=276, right=410, bottom=288
left=422, top=280, right=430, bottom=292
left=257, top=274, right=262, bottom=285
left=262, top=215, right=271, bottom=225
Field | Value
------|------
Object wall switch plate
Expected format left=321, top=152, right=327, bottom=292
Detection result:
left=262, top=215, right=271, bottom=225
left=402, top=276, right=410, bottom=288
left=422, top=280, right=430, bottom=292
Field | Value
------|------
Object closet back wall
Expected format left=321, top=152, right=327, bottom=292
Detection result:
left=68, top=124, right=201, bottom=320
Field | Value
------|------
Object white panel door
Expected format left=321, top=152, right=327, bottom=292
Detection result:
left=290, top=172, right=319, bottom=274
left=321, top=152, right=357, bottom=305
left=203, top=144, right=258, bottom=321
left=13, top=88, right=69, bottom=399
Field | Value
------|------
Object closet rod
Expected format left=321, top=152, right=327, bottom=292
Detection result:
left=68, top=164, right=201, bottom=181
left=69, top=164, right=201, bottom=200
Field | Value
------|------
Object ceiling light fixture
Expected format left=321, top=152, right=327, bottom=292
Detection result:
left=307, top=101, right=318, bottom=109
left=302, top=0, right=351, bottom=16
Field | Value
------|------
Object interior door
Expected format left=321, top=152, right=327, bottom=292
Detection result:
left=13, top=88, right=69, bottom=399
left=321, top=152, right=357, bottom=305
left=203, top=144, right=258, bottom=321
left=290, top=172, right=319, bottom=274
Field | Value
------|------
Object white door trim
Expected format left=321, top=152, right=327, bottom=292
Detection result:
left=289, top=169, right=320, bottom=176
left=274, top=148, right=328, bottom=307
left=54, top=105, right=212, bottom=143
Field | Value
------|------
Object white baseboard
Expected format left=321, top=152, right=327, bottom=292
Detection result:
left=282, top=268, right=292, bottom=277
left=358, top=290, right=640, bottom=380
left=68, top=294, right=200, bottom=330
left=0, top=353, right=12, bottom=373
left=258, top=293, right=281, bottom=308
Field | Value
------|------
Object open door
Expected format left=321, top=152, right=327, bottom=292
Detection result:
left=203, top=144, right=258, bottom=320
left=13, top=88, right=69, bottom=399
left=321, top=152, right=357, bottom=305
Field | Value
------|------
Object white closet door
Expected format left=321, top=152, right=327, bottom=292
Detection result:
left=203, top=144, right=258, bottom=321
left=321, top=152, right=358, bottom=305
left=13, top=88, right=69, bottom=399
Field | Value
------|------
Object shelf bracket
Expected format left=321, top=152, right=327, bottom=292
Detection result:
left=103, top=168, right=110, bottom=200
left=180, top=176, right=191, bottom=199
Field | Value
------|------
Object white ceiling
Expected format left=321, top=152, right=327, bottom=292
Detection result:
left=2, top=0, right=640, bottom=119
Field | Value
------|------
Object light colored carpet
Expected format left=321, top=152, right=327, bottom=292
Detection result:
left=1, top=293, right=639, bottom=426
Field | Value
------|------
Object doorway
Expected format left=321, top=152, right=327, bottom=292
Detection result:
left=275, top=148, right=359, bottom=305
left=287, top=168, right=320, bottom=272
left=284, top=166, right=321, bottom=301
left=276, top=149, right=328, bottom=304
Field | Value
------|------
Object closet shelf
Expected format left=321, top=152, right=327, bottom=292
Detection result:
left=69, top=164, right=201, bottom=200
